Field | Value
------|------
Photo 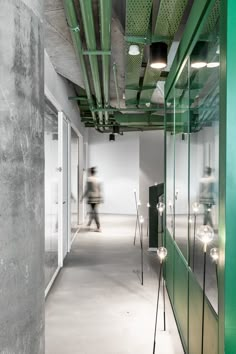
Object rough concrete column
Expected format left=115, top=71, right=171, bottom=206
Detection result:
left=0, top=0, right=44, bottom=353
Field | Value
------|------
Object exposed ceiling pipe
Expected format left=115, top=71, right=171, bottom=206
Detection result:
left=63, top=0, right=97, bottom=124
left=79, top=0, right=104, bottom=126
left=100, top=0, right=112, bottom=125
left=113, top=63, right=121, bottom=109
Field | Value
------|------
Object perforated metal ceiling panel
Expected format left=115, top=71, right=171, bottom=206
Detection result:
left=139, top=0, right=189, bottom=105
left=125, top=0, right=153, bottom=105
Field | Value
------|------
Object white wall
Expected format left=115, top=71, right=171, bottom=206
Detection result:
left=139, top=131, right=164, bottom=218
left=88, top=130, right=139, bottom=215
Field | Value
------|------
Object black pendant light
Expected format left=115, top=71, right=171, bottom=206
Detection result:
left=191, top=41, right=208, bottom=69
left=150, top=42, right=168, bottom=69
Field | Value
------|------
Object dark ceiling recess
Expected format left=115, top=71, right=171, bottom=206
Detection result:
left=61, top=0, right=195, bottom=132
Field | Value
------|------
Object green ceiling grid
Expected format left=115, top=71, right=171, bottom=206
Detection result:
left=139, top=0, right=188, bottom=105
left=125, top=0, right=153, bottom=105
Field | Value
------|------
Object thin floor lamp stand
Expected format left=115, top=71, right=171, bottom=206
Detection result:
left=192, top=213, right=197, bottom=271
left=201, top=249, right=207, bottom=354
left=133, top=191, right=140, bottom=245
left=153, top=263, right=162, bottom=354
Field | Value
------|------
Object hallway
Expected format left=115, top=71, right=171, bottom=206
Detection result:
left=45, top=215, right=184, bottom=354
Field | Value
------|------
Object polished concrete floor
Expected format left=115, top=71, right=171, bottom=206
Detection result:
left=45, top=215, right=184, bottom=354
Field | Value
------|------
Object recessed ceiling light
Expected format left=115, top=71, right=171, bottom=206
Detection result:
left=128, top=44, right=140, bottom=56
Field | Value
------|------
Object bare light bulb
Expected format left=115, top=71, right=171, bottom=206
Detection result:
left=157, top=247, right=168, bottom=262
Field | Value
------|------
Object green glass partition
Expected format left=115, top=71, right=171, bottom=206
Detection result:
left=164, top=0, right=221, bottom=352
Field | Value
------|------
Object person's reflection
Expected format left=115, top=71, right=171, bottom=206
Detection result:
left=199, top=166, right=216, bottom=227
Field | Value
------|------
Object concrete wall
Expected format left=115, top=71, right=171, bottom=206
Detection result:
left=139, top=131, right=164, bottom=218
left=88, top=130, right=139, bottom=215
left=0, top=0, right=44, bottom=352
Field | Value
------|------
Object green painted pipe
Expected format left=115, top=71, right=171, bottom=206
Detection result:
left=79, top=0, right=103, bottom=124
left=113, top=63, right=120, bottom=109
left=63, top=0, right=97, bottom=123
left=100, top=0, right=112, bottom=124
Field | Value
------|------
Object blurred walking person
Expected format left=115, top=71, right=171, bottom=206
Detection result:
left=81, top=167, right=103, bottom=232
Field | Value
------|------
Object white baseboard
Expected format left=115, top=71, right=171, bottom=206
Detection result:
left=45, top=266, right=61, bottom=298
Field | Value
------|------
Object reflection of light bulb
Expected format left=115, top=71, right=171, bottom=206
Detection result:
left=168, top=200, right=172, bottom=208
left=139, top=215, right=144, bottom=224
left=189, top=216, right=193, bottom=224
left=192, top=202, right=200, bottom=213
left=157, top=202, right=165, bottom=216
left=175, top=189, right=179, bottom=200
left=154, top=182, right=158, bottom=186
left=157, top=247, right=168, bottom=262
left=197, top=225, right=214, bottom=251
left=147, top=202, right=150, bottom=208
left=207, top=207, right=211, bottom=212
left=137, top=201, right=141, bottom=207
left=210, top=247, right=219, bottom=262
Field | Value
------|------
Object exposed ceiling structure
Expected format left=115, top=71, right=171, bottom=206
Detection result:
left=44, top=0, right=195, bottom=133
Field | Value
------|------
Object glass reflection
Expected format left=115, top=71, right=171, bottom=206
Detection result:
left=174, top=62, right=189, bottom=260
left=166, top=90, right=175, bottom=237
left=189, top=17, right=219, bottom=312
left=70, top=128, right=79, bottom=242
left=44, top=98, right=59, bottom=288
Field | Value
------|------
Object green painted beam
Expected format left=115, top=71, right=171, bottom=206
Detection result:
left=63, top=0, right=97, bottom=123
left=100, top=0, right=112, bottom=124
left=79, top=0, right=103, bottom=124
left=83, top=50, right=111, bottom=55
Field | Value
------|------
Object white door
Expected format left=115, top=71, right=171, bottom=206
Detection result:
left=58, top=112, right=69, bottom=265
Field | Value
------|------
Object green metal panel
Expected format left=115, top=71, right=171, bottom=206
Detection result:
left=189, top=272, right=218, bottom=354
left=125, top=0, right=152, bottom=105
left=165, top=231, right=174, bottom=303
left=219, top=0, right=236, bottom=353
left=173, top=247, right=188, bottom=350
left=189, top=273, right=203, bottom=354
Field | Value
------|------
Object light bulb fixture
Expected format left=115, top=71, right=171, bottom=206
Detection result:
left=150, top=42, right=167, bottom=69
left=210, top=247, right=219, bottom=262
left=191, top=41, right=208, bottom=69
left=128, top=44, right=140, bottom=56
left=147, top=202, right=150, bottom=208
left=197, top=225, right=214, bottom=251
left=109, top=133, right=115, bottom=142
left=157, top=202, right=165, bottom=216
left=139, top=215, right=144, bottom=224
left=192, top=202, right=200, bottom=213
left=157, top=247, right=168, bottom=263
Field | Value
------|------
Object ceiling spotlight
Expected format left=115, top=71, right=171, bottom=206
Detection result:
left=191, top=41, right=208, bottom=69
left=128, top=44, right=140, bottom=56
left=109, top=133, right=115, bottom=142
left=150, top=42, right=168, bottom=69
